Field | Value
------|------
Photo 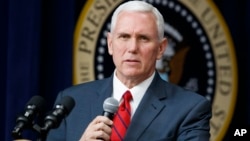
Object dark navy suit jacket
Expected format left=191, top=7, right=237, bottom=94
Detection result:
left=46, top=72, right=211, bottom=141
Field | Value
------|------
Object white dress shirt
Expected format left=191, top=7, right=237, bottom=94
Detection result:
left=112, top=70, right=155, bottom=118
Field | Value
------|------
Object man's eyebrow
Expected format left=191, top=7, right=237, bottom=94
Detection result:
left=116, top=31, right=129, bottom=35
left=137, top=33, right=153, bottom=38
left=115, top=32, right=154, bottom=39
left=137, top=33, right=150, bottom=37
left=116, top=32, right=130, bottom=36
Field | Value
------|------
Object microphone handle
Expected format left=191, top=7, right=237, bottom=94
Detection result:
left=103, top=111, right=114, bottom=120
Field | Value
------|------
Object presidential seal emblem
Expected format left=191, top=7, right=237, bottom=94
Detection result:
left=73, top=0, right=238, bottom=140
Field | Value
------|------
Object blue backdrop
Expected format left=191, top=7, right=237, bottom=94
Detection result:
left=0, top=0, right=249, bottom=140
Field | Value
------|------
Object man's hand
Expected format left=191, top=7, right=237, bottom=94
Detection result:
left=79, top=116, right=113, bottom=141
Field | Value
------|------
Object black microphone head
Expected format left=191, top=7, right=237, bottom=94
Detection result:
left=103, top=97, right=119, bottom=114
left=42, top=96, right=75, bottom=132
left=56, top=96, right=75, bottom=114
left=26, top=95, right=46, bottom=112
left=12, top=95, right=46, bottom=139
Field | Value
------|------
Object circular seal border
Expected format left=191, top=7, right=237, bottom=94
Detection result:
left=179, top=1, right=238, bottom=140
left=73, top=0, right=123, bottom=84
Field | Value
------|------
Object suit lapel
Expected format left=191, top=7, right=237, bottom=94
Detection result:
left=91, top=76, right=114, bottom=118
left=125, top=73, right=167, bottom=140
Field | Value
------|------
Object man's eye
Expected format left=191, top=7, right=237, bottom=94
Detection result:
left=139, top=36, right=149, bottom=41
left=120, top=35, right=129, bottom=39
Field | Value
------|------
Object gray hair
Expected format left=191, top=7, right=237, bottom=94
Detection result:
left=110, top=0, right=165, bottom=40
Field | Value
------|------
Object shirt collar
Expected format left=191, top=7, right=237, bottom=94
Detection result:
left=112, top=70, right=155, bottom=103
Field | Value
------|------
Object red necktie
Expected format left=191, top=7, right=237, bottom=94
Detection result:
left=111, top=91, right=132, bottom=141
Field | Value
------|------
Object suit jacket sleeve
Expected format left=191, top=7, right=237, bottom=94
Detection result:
left=177, top=97, right=211, bottom=141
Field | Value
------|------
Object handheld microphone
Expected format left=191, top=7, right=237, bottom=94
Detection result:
left=12, top=95, right=46, bottom=139
left=102, top=97, right=119, bottom=120
left=41, top=96, right=75, bottom=133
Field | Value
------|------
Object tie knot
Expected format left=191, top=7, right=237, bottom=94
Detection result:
left=123, top=90, right=132, bottom=102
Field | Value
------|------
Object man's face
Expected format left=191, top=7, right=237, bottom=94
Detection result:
left=107, top=11, right=167, bottom=82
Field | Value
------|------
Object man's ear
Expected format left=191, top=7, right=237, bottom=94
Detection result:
left=107, top=32, right=113, bottom=55
left=157, top=37, right=168, bottom=59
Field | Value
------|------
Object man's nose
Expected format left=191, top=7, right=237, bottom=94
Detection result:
left=127, top=38, right=138, bottom=53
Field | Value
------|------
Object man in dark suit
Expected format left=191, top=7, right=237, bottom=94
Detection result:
left=47, top=1, right=211, bottom=141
